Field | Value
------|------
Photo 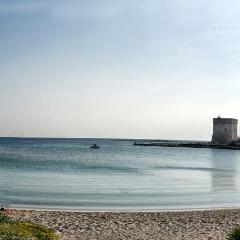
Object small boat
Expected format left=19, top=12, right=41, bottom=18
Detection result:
left=90, top=144, right=100, bottom=149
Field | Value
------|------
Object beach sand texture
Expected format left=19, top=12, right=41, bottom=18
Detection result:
left=6, top=208, right=240, bottom=240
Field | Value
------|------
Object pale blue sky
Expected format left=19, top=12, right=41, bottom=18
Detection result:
left=1, top=0, right=240, bottom=139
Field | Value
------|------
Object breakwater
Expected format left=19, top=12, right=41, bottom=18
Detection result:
left=133, top=141, right=240, bottom=150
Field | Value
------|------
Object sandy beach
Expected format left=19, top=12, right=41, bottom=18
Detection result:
left=4, top=208, right=240, bottom=240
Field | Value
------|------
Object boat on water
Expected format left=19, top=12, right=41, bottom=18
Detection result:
left=90, top=144, right=100, bottom=149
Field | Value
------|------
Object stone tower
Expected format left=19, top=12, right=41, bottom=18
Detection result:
left=211, top=117, right=238, bottom=144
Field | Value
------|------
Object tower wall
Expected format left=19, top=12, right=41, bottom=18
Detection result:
left=211, top=118, right=238, bottom=144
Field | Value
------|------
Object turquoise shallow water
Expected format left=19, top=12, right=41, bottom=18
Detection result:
left=1, top=137, right=240, bottom=210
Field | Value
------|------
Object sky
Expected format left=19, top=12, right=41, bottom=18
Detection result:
left=1, top=0, right=240, bottom=140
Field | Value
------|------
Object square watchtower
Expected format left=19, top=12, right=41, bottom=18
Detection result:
left=211, top=117, right=238, bottom=145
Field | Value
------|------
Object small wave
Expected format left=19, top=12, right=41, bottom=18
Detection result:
left=152, top=166, right=232, bottom=172
left=0, top=157, right=139, bottom=173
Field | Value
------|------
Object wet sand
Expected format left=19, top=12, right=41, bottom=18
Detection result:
left=5, top=208, right=240, bottom=240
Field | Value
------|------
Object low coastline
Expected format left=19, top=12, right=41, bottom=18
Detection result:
left=5, top=207, right=240, bottom=240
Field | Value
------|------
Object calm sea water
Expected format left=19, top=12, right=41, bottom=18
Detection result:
left=1, top=137, right=240, bottom=210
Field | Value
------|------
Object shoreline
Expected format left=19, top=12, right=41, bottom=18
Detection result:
left=5, top=207, right=240, bottom=239
left=4, top=205, right=240, bottom=213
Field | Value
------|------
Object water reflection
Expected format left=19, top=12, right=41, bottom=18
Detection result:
left=210, top=149, right=239, bottom=192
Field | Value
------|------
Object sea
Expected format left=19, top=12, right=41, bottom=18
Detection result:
left=1, top=137, right=240, bottom=210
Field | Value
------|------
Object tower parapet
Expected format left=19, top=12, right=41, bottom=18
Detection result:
left=211, top=117, right=238, bottom=144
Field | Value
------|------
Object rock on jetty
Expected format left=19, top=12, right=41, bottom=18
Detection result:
left=5, top=208, right=240, bottom=240
left=133, top=140, right=240, bottom=150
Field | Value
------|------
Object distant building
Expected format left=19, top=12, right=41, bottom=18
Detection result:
left=211, top=117, right=238, bottom=144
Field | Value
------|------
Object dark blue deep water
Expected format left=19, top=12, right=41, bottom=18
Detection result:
left=1, top=137, right=240, bottom=210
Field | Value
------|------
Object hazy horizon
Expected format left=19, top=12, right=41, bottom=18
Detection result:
left=1, top=0, right=240, bottom=140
